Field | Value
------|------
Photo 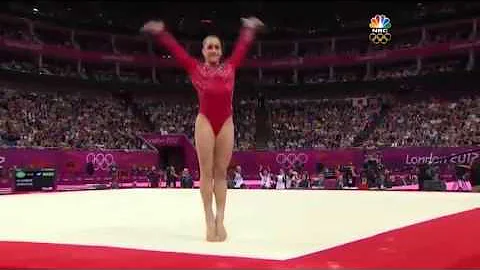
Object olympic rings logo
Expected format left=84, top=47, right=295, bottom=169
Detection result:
left=369, top=32, right=391, bottom=45
left=275, top=153, right=309, bottom=165
left=86, top=153, right=115, bottom=171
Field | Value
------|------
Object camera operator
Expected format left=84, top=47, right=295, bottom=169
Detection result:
left=417, top=161, right=441, bottom=191
left=363, top=155, right=381, bottom=189
left=417, top=163, right=431, bottom=191
left=339, top=163, right=357, bottom=188
left=368, top=154, right=387, bottom=189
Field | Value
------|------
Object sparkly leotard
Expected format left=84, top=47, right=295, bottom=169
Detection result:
left=154, top=28, right=255, bottom=136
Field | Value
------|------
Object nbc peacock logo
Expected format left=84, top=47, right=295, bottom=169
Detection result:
left=369, top=14, right=392, bottom=45
left=369, top=14, right=391, bottom=29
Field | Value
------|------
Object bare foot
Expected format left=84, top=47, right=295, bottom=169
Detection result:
left=215, top=217, right=228, bottom=242
left=206, top=219, right=217, bottom=242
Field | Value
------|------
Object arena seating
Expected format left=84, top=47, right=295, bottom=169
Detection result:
left=0, top=12, right=479, bottom=190
left=0, top=87, right=148, bottom=149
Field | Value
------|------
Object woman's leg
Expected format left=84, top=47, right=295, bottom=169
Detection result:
left=213, top=117, right=234, bottom=241
left=194, top=114, right=216, bottom=241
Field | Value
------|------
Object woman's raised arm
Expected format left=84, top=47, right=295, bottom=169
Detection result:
left=141, top=20, right=197, bottom=73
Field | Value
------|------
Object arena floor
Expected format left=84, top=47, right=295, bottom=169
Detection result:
left=0, top=189, right=479, bottom=268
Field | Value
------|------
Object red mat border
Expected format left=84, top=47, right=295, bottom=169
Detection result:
left=0, top=208, right=478, bottom=269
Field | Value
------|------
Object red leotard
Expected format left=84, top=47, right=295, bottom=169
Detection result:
left=154, top=28, right=255, bottom=136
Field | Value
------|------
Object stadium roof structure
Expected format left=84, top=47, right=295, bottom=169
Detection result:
left=1, top=1, right=480, bottom=39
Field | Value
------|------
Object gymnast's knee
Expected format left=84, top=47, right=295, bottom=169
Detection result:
left=199, top=172, right=214, bottom=187
left=213, top=166, right=228, bottom=182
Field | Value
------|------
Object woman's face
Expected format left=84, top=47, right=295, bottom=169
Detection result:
left=202, top=36, right=223, bottom=65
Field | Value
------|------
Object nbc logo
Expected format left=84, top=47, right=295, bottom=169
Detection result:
left=369, top=14, right=392, bottom=45
left=369, top=14, right=391, bottom=33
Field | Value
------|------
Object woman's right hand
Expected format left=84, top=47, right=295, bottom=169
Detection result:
left=140, top=20, right=165, bottom=35
left=241, top=17, right=264, bottom=30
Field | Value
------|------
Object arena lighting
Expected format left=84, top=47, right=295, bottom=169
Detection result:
left=32, top=8, right=39, bottom=13
left=201, top=19, right=212, bottom=24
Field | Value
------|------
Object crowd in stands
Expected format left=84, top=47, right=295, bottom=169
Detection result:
left=137, top=97, right=257, bottom=150
left=364, top=96, right=480, bottom=148
left=268, top=99, right=380, bottom=149
left=0, top=87, right=148, bottom=149
left=2, top=82, right=477, bottom=152
left=0, top=14, right=477, bottom=85
left=0, top=15, right=479, bottom=152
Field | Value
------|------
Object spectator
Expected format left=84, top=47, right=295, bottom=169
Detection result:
left=259, top=166, right=273, bottom=189
left=148, top=166, right=160, bottom=188
left=297, top=171, right=311, bottom=189
left=180, top=168, right=194, bottom=188
left=0, top=87, right=148, bottom=149
left=275, top=168, right=287, bottom=190
left=232, top=165, right=246, bottom=189
left=366, top=96, right=480, bottom=148
left=166, top=166, right=178, bottom=188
